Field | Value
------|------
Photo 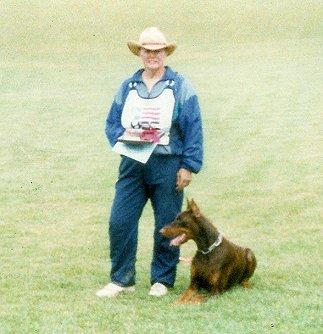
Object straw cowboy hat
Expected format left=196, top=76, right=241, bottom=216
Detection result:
left=127, top=27, right=176, bottom=56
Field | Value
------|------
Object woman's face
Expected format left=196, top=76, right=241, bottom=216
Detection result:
left=139, top=48, right=166, bottom=71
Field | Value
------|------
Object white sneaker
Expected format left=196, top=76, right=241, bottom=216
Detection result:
left=149, top=283, right=168, bottom=297
left=96, top=282, right=135, bottom=298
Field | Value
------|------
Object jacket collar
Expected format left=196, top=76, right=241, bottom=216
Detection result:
left=130, top=66, right=177, bottom=83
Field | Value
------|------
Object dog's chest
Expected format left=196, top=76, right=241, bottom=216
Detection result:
left=192, top=254, right=218, bottom=274
left=190, top=256, right=216, bottom=288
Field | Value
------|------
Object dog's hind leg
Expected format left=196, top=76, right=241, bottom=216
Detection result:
left=241, top=280, right=250, bottom=288
left=241, top=248, right=257, bottom=287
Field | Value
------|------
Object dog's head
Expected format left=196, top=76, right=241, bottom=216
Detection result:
left=160, top=199, right=204, bottom=246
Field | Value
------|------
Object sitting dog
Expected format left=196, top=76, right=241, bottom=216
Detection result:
left=160, top=199, right=257, bottom=304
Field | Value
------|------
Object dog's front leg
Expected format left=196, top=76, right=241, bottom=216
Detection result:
left=209, top=271, right=221, bottom=296
left=175, top=261, right=205, bottom=304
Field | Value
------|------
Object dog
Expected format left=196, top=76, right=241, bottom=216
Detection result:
left=160, top=199, right=257, bottom=304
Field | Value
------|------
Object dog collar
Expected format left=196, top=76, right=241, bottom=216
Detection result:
left=198, top=233, right=223, bottom=255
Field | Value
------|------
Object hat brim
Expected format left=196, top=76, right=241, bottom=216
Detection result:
left=127, top=41, right=176, bottom=56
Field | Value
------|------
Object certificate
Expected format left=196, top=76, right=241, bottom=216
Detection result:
left=112, top=141, right=157, bottom=164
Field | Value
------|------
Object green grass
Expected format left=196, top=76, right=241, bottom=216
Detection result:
left=0, top=1, right=322, bottom=333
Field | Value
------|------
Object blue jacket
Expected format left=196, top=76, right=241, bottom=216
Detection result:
left=105, top=66, right=203, bottom=173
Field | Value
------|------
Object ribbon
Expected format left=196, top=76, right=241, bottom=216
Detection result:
left=140, top=129, right=164, bottom=143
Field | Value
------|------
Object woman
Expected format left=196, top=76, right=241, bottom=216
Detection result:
left=97, top=27, right=203, bottom=298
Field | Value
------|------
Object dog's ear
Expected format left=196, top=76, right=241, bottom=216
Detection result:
left=186, top=198, right=195, bottom=210
left=189, top=199, right=201, bottom=218
left=186, top=197, right=191, bottom=209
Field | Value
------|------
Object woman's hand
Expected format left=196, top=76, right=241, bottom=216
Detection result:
left=176, top=168, right=192, bottom=191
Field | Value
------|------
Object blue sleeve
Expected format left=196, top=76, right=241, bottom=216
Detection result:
left=105, top=83, right=126, bottom=147
left=178, top=81, right=203, bottom=173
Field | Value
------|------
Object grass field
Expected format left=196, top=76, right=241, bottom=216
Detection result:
left=0, top=1, right=322, bottom=333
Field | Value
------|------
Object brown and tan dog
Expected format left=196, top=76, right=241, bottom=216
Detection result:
left=160, top=199, right=257, bottom=304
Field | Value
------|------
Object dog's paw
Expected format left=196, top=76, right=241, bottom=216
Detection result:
left=173, top=294, right=205, bottom=305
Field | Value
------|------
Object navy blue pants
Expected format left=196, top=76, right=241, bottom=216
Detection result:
left=109, top=154, right=183, bottom=287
